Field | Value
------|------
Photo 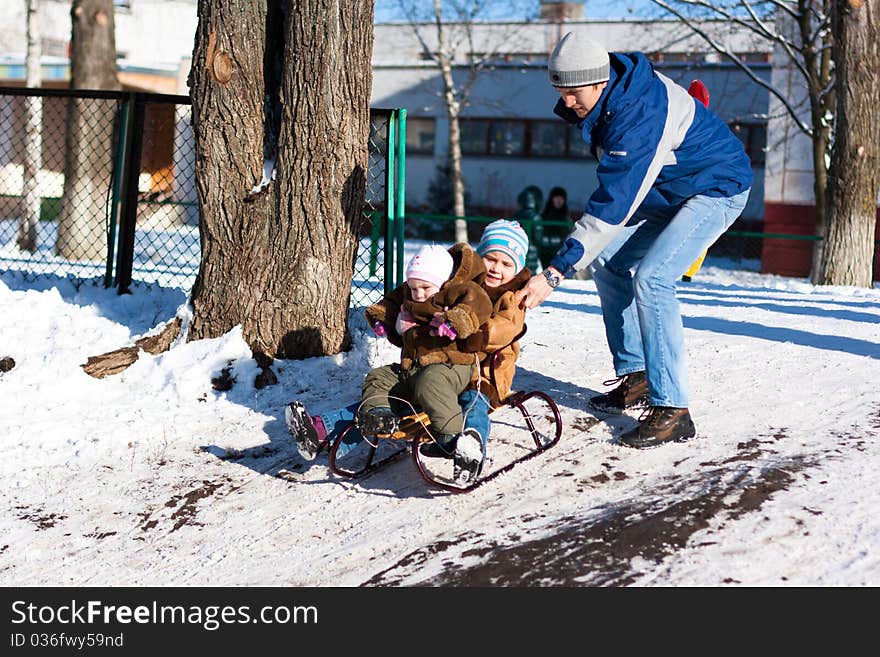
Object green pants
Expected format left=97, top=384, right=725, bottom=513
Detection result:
left=361, top=362, right=475, bottom=436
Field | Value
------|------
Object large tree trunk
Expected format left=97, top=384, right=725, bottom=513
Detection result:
left=57, top=0, right=120, bottom=261
left=189, top=0, right=374, bottom=360
left=819, top=0, right=880, bottom=286
left=19, top=0, right=42, bottom=253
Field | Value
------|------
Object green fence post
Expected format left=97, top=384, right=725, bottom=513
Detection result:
left=383, top=112, right=397, bottom=294
left=394, top=108, right=407, bottom=288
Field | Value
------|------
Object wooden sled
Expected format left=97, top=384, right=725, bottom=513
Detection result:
left=321, top=325, right=563, bottom=492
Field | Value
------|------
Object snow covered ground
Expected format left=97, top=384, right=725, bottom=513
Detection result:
left=1, top=262, right=878, bottom=586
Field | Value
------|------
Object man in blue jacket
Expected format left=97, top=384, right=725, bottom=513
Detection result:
left=516, top=32, right=752, bottom=449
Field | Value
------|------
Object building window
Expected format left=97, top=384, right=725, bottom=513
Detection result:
left=529, top=120, right=590, bottom=159
left=648, top=52, right=707, bottom=63
left=468, top=52, right=548, bottom=64
left=461, top=119, right=491, bottom=155
left=566, top=125, right=591, bottom=158
left=489, top=120, right=525, bottom=156
left=460, top=118, right=588, bottom=159
left=729, top=122, right=767, bottom=165
left=529, top=121, right=566, bottom=157
left=406, top=117, right=435, bottom=155
left=735, top=52, right=771, bottom=64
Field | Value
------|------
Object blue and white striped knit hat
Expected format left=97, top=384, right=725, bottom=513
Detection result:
left=476, top=220, right=529, bottom=273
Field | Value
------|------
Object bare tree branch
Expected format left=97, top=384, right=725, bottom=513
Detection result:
left=650, top=0, right=813, bottom=135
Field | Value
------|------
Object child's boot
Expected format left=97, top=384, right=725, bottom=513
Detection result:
left=419, top=433, right=457, bottom=458
left=357, top=406, right=400, bottom=437
left=452, top=428, right=485, bottom=484
left=285, top=401, right=325, bottom=461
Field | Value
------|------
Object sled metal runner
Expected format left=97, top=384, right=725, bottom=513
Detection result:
left=323, top=390, right=563, bottom=493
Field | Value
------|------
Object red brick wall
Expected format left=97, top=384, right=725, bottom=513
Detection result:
left=761, top=202, right=880, bottom=280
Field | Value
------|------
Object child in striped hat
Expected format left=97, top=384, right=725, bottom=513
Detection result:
left=446, top=219, right=532, bottom=483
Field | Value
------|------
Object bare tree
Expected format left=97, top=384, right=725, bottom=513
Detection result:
left=56, top=0, right=120, bottom=261
left=648, top=0, right=879, bottom=286
left=188, top=0, right=374, bottom=362
left=393, top=0, right=537, bottom=242
left=821, top=0, right=880, bottom=286
left=19, top=0, right=42, bottom=252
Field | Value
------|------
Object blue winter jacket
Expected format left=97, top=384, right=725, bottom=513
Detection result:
left=549, top=52, right=753, bottom=276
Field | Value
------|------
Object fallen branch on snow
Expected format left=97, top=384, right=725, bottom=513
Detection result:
left=81, top=318, right=182, bottom=379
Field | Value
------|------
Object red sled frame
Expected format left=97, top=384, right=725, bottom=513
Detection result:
left=323, top=389, right=562, bottom=493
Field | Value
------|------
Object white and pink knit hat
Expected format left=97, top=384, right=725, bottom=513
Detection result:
left=405, top=244, right=454, bottom=288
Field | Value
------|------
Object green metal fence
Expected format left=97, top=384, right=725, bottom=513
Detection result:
left=0, top=86, right=406, bottom=307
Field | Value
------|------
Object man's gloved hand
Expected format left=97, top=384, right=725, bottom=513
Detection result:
left=371, top=320, right=389, bottom=338
left=395, top=309, right=418, bottom=335
left=553, top=98, right=582, bottom=126
left=429, top=312, right=457, bottom=340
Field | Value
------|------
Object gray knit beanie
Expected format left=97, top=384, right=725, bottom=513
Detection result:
left=548, top=32, right=610, bottom=87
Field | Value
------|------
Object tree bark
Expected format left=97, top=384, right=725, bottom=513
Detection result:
left=189, top=0, right=374, bottom=360
left=57, top=0, right=120, bottom=261
left=819, top=0, right=880, bottom=286
left=431, top=0, right=467, bottom=242
left=19, top=0, right=42, bottom=253
left=441, top=59, right=468, bottom=243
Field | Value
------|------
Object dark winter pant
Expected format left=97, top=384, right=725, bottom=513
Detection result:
left=361, top=362, right=476, bottom=436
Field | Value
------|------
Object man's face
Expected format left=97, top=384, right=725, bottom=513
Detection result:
left=555, top=82, right=607, bottom=118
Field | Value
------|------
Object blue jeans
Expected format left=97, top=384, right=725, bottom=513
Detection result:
left=459, top=389, right=492, bottom=446
left=320, top=390, right=493, bottom=459
left=590, top=190, right=750, bottom=408
left=318, top=402, right=360, bottom=459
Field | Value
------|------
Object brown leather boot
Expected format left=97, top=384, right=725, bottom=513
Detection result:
left=589, top=371, right=649, bottom=414
left=619, top=406, right=696, bottom=449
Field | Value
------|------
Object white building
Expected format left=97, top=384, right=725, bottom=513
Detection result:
left=0, top=1, right=772, bottom=230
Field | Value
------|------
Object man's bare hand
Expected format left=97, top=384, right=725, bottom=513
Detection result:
left=515, top=274, right=554, bottom=309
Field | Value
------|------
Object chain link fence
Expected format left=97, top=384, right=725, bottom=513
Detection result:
left=0, top=87, right=403, bottom=307
left=0, top=88, right=120, bottom=284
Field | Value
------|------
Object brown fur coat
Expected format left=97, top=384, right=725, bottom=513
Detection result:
left=461, top=267, right=531, bottom=407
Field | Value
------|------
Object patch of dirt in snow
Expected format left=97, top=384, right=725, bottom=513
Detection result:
left=362, top=426, right=858, bottom=586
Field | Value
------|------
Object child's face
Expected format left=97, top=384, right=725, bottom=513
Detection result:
left=482, top=251, right=518, bottom=288
left=407, top=278, right=440, bottom=302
